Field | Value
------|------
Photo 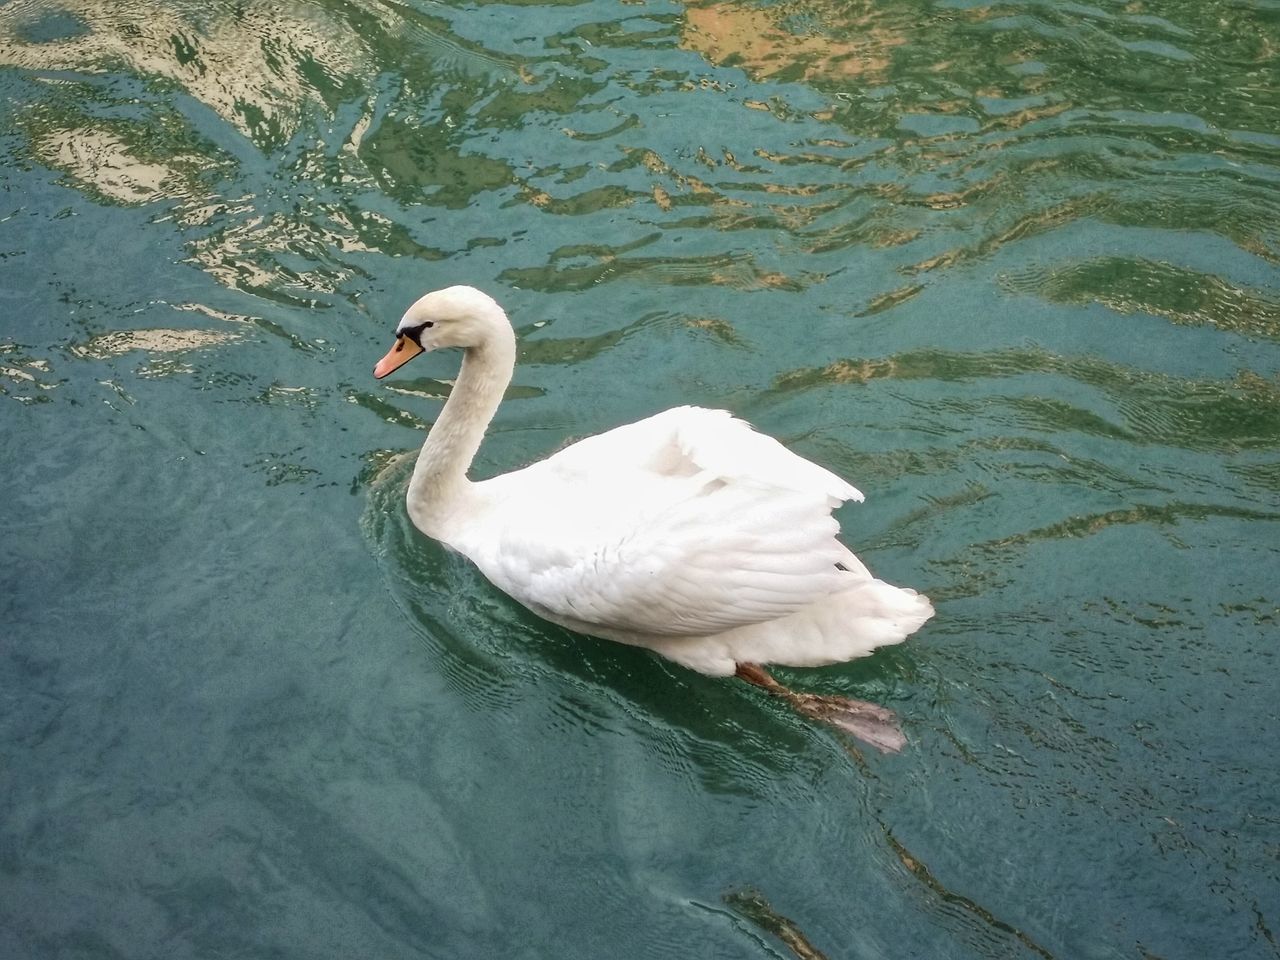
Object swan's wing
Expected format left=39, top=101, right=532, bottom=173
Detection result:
left=503, top=485, right=850, bottom=638
left=471, top=407, right=863, bottom=638
left=543, top=406, right=864, bottom=505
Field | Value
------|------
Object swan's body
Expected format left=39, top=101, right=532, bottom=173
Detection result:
left=375, top=286, right=934, bottom=750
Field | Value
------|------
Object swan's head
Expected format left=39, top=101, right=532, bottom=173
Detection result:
left=373, top=285, right=508, bottom=379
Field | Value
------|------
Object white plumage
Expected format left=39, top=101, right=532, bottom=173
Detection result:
left=373, top=286, right=934, bottom=751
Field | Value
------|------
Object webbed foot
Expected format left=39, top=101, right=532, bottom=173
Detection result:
left=790, top=692, right=906, bottom=754
left=735, top=661, right=906, bottom=754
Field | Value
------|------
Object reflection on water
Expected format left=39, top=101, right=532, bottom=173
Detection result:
left=682, top=0, right=904, bottom=84
left=71, top=326, right=240, bottom=359
left=4, top=0, right=1273, bottom=318
left=0, top=0, right=376, bottom=144
left=3, top=0, right=1279, bottom=957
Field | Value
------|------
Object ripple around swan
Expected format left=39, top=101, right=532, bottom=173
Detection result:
left=355, top=442, right=899, bottom=801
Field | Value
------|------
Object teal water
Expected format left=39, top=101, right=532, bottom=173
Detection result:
left=2, top=0, right=1278, bottom=957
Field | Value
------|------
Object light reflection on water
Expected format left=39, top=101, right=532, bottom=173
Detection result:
left=1, top=0, right=1277, bottom=957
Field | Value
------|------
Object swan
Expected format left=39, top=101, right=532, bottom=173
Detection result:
left=373, top=286, right=934, bottom=752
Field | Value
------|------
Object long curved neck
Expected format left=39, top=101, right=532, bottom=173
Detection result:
left=407, top=325, right=515, bottom=535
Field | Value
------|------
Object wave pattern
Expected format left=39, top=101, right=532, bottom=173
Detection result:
left=2, top=0, right=1278, bottom=958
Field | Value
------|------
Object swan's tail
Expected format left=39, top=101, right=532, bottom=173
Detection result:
left=769, top=575, right=934, bottom=667
left=654, top=573, right=934, bottom=676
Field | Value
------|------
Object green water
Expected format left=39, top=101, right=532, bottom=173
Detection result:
left=2, top=0, right=1278, bottom=956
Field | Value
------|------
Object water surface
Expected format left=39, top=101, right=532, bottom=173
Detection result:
left=2, top=0, right=1278, bottom=957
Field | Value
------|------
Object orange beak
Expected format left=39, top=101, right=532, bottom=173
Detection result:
left=374, top=335, right=424, bottom=379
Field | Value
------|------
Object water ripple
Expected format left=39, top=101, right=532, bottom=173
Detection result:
left=4, top=0, right=1279, bottom=957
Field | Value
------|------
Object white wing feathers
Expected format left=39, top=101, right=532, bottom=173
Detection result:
left=657, top=406, right=864, bottom=505
left=469, top=407, right=867, bottom=640
left=541, top=406, right=862, bottom=503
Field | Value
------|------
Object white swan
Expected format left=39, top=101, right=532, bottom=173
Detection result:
left=373, top=286, right=934, bottom=752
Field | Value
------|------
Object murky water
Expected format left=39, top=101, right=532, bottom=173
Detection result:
left=3, top=0, right=1278, bottom=957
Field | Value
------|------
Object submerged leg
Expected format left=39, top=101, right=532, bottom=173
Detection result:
left=734, top=662, right=907, bottom=754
